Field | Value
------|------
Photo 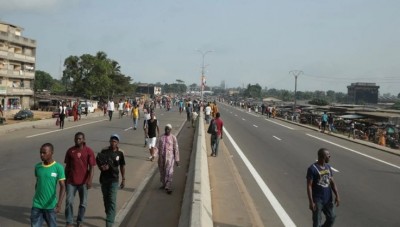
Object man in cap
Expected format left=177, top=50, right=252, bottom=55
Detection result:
left=156, top=124, right=180, bottom=194
left=96, top=134, right=126, bottom=227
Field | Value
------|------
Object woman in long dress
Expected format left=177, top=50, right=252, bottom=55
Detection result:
left=156, top=124, right=179, bottom=194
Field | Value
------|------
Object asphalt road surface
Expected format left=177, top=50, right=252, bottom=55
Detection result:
left=217, top=103, right=400, bottom=227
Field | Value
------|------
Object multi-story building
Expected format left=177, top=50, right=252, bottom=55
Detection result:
left=347, top=82, right=380, bottom=104
left=0, top=21, right=36, bottom=110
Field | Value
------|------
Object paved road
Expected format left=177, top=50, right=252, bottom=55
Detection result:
left=217, top=103, right=400, bottom=226
left=0, top=110, right=188, bottom=227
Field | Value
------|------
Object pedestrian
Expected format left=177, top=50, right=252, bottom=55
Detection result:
left=186, top=99, right=193, bottom=121
left=328, top=114, right=334, bottom=134
left=0, top=103, right=3, bottom=117
left=143, top=108, right=151, bottom=147
left=64, top=132, right=96, bottom=227
left=156, top=124, right=180, bottom=194
left=103, top=102, right=108, bottom=116
left=30, top=143, right=66, bottom=227
left=321, top=112, right=328, bottom=133
left=306, top=148, right=340, bottom=227
left=204, top=103, right=212, bottom=124
left=59, top=102, right=67, bottom=129
left=210, top=112, right=223, bottom=157
left=191, top=111, right=198, bottom=128
left=144, top=111, right=160, bottom=161
left=348, top=121, right=355, bottom=139
left=96, top=134, right=126, bottom=227
left=118, top=99, right=124, bottom=118
left=72, top=102, right=79, bottom=122
left=131, top=104, right=140, bottom=130
left=211, top=101, right=218, bottom=118
left=107, top=99, right=115, bottom=121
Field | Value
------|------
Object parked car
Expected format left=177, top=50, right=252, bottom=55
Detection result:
left=14, top=109, right=34, bottom=120
left=80, top=102, right=95, bottom=114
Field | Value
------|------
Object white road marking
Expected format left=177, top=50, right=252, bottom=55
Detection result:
left=265, top=118, right=294, bottom=130
left=253, top=125, right=258, bottom=128
left=124, top=127, right=133, bottom=131
left=242, top=118, right=246, bottom=121
left=314, top=159, right=339, bottom=172
left=27, top=119, right=107, bottom=138
left=273, top=136, right=281, bottom=141
left=235, top=114, right=238, bottom=117
left=225, top=128, right=296, bottom=227
left=307, top=134, right=400, bottom=170
left=331, top=167, right=339, bottom=172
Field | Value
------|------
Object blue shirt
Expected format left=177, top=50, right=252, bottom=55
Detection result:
left=306, top=163, right=333, bottom=203
left=321, top=114, right=328, bottom=122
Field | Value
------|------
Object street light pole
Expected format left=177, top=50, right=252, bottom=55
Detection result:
left=197, top=50, right=214, bottom=103
left=289, top=70, right=303, bottom=115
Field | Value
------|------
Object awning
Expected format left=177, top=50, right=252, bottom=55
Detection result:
left=338, top=114, right=365, bottom=119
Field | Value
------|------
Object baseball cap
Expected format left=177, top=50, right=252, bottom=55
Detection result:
left=110, top=134, right=120, bottom=141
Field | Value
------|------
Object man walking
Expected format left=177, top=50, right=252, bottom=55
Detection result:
left=64, top=132, right=96, bottom=227
left=97, top=134, right=126, bottom=227
left=107, top=99, right=115, bottom=121
left=31, top=143, right=66, bottom=227
left=306, top=148, right=340, bottom=227
left=59, top=102, right=67, bottom=129
left=210, top=112, right=223, bottom=157
left=131, top=104, right=140, bottom=130
left=145, top=111, right=160, bottom=161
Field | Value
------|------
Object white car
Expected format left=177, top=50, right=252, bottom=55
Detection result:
left=80, top=102, right=95, bottom=114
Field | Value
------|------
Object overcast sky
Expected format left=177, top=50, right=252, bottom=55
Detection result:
left=1, top=0, right=400, bottom=95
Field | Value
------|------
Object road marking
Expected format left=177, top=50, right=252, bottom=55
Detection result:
left=225, top=128, right=296, bottom=227
left=242, top=118, right=246, bottom=121
left=307, top=134, right=400, bottom=170
left=273, top=136, right=281, bottom=141
left=265, top=118, right=294, bottom=130
left=124, top=127, right=133, bottom=131
left=235, top=114, right=238, bottom=117
left=27, top=119, right=107, bottom=138
left=253, top=125, right=258, bottom=128
left=314, top=159, right=340, bottom=172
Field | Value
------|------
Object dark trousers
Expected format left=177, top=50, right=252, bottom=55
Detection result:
left=101, top=182, right=118, bottom=227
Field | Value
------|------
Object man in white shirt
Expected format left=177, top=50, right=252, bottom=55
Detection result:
left=204, top=104, right=212, bottom=124
left=107, top=99, right=115, bottom=121
left=118, top=99, right=124, bottom=118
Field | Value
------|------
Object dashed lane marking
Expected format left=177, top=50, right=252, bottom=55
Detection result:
left=264, top=118, right=294, bottom=130
left=273, top=136, right=281, bottom=141
left=253, top=125, right=258, bottom=128
left=27, top=119, right=107, bottom=138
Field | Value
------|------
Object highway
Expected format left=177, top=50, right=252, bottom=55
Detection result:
left=218, top=103, right=400, bottom=227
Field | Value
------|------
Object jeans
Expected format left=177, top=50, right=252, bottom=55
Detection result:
left=30, top=207, right=57, bottom=227
left=133, top=118, right=138, bottom=128
left=65, top=184, right=88, bottom=225
left=108, top=111, right=113, bottom=121
left=312, top=201, right=336, bottom=227
left=211, top=134, right=220, bottom=156
left=205, top=115, right=211, bottom=124
left=101, top=182, right=119, bottom=227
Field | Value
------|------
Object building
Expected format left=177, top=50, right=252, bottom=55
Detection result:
left=135, top=83, right=162, bottom=98
left=0, top=21, right=36, bottom=110
left=347, top=82, right=379, bottom=105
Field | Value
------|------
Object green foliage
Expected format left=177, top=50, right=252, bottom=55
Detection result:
left=34, top=70, right=54, bottom=92
left=243, top=83, right=262, bottom=98
left=309, top=98, right=329, bottom=106
left=61, top=51, right=131, bottom=99
left=392, top=102, right=400, bottom=110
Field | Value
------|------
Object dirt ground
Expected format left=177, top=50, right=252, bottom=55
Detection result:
left=3, top=111, right=53, bottom=125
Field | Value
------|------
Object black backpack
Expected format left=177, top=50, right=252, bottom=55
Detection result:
left=207, top=120, right=218, bottom=135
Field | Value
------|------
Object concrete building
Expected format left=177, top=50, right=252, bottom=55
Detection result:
left=347, top=82, right=380, bottom=105
left=0, top=21, right=36, bottom=110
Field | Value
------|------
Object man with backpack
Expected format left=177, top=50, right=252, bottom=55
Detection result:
left=208, top=112, right=223, bottom=157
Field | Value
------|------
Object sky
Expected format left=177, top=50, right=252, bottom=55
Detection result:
left=1, top=0, right=400, bottom=95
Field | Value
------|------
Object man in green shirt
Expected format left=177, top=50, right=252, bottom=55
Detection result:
left=31, top=143, right=66, bottom=227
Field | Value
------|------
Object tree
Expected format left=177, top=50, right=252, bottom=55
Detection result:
left=309, top=98, right=329, bottom=106
left=34, top=70, right=54, bottom=92
left=244, top=84, right=262, bottom=98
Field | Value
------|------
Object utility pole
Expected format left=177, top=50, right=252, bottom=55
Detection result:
left=289, top=70, right=303, bottom=115
left=197, top=50, right=214, bottom=103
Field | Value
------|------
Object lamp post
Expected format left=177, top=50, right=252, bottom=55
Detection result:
left=197, top=50, right=214, bottom=103
left=289, top=70, right=303, bottom=116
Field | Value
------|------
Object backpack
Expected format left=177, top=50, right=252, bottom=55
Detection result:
left=207, top=120, right=218, bottom=135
